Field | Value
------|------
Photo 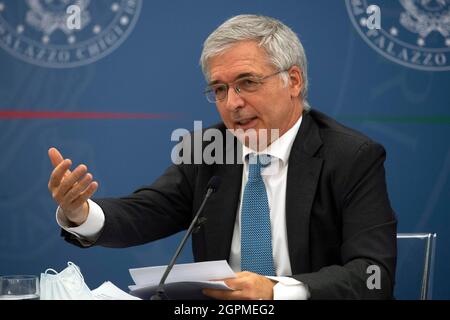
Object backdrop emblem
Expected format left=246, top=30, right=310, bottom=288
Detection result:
left=346, top=0, right=450, bottom=71
left=0, top=0, right=142, bottom=68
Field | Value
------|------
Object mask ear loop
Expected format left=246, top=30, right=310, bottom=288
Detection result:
left=45, top=268, right=58, bottom=275
left=41, top=269, right=57, bottom=300
left=66, top=261, right=85, bottom=292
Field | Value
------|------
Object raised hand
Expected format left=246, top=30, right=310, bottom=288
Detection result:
left=47, top=147, right=98, bottom=226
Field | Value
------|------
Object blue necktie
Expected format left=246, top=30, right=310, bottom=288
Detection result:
left=241, top=154, right=275, bottom=276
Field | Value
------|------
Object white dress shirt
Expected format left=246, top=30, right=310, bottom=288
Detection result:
left=57, top=115, right=309, bottom=300
left=228, top=115, right=309, bottom=299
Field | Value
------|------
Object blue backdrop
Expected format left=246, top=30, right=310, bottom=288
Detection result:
left=0, top=0, right=449, bottom=299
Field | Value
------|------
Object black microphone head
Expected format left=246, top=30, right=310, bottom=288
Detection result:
left=207, top=176, right=222, bottom=193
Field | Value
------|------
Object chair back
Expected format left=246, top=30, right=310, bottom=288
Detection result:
left=395, top=233, right=437, bottom=300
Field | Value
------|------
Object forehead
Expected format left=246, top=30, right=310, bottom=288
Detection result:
left=207, top=41, right=274, bottom=82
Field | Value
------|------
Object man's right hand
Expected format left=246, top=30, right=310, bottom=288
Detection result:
left=48, top=147, right=98, bottom=226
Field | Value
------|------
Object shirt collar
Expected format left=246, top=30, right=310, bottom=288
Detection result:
left=242, top=115, right=303, bottom=164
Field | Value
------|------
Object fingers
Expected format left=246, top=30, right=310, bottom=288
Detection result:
left=54, top=166, right=98, bottom=212
left=70, top=181, right=98, bottom=210
left=201, top=275, right=248, bottom=300
left=224, top=277, right=249, bottom=291
left=235, top=271, right=252, bottom=278
left=48, top=157, right=98, bottom=211
left=48, top=147, right=64, bottom=168
left=48, top=159, right=72, bottom=191
left=59, top=164, right=87, bottom=195
left=202, top=272, right=275, bottom=300
left=223, top=272, right=253, bottom=289
left=65, top=173, right=93, bottom=203
left=47, top=148, right=98, bottom=221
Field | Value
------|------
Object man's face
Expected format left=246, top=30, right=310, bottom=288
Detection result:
left=207, top=41, right=303, bottom=146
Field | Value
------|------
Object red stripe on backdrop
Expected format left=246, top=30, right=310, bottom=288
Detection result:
left=0, top=110, right=182, bottom=119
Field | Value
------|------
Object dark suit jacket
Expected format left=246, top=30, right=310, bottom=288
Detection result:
left=63, top=109, right=397, bottom=299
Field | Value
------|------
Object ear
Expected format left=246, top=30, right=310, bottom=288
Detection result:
left=287, top=66, right=303, bottom=99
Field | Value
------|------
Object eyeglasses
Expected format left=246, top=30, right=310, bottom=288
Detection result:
left=204, top=70, right=287, bottom=103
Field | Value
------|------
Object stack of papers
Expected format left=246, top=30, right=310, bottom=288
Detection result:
left=128, top=260, right=236, bottom=300
left=92, top=281, right=141, bottom=300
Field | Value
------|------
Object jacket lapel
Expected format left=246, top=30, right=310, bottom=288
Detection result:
left=286, top=111, right=323, bottom=274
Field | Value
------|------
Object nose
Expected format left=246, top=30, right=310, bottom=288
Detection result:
left=224, top=85, right=245, bottom=111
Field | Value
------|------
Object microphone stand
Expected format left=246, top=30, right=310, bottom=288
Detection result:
left=150, top=187, right=214, bottom=300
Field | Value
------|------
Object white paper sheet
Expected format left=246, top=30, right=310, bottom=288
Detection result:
left=128, top=260, right=236, bottom=300
left=92, top=281, right=141, bottom=300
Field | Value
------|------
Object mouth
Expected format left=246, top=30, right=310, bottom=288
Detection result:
left=235, top=116, right=258, bottom=130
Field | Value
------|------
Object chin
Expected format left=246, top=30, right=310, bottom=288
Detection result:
left=232, top=127, right=275, bottom=151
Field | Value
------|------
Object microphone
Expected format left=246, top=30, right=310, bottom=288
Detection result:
left=150, top=176, right=222, bottom=300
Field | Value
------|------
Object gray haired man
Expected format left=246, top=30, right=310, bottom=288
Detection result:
left=48, top=15, right=397, bottom=300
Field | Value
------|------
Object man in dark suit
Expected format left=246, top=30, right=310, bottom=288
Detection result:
left=47, top=15, right=397, bottom=299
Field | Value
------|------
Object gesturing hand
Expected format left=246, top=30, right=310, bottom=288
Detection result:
left=47, top=147, right=98, bottom=226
